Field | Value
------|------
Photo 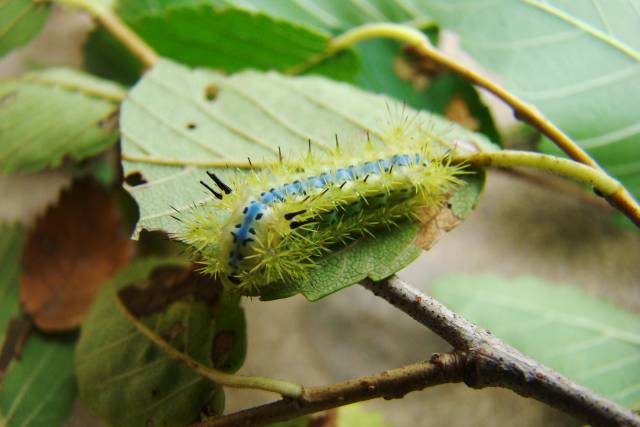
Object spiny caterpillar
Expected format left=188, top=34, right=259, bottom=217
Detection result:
left=177, top=120, right=463, bottom=293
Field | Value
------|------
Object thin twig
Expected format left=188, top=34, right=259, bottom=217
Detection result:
left=192, top=352, right=467, bottom=427
left=329, top=23, right=640, bottom=228
left=53, top=0, right=159, bottom=67
left=361, top=276, right=640, bottom=427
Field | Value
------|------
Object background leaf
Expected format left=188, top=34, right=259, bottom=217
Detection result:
left=0, top=334, right=77, bottom=427
left=0, top=68, right=124, bottom=174
left=83, top=27, right=144, bottom=86
left=0, top=224, right=23, bottom=337
left=121, top=59, right=494, bottom=298
left=0, top=0, right=51, bottom=57
left=0, top=224, right=77, bottom=427
left=421, top=0, right=640, bottom=199
left=267, top=404, right=393, bottom=427
left=76, top=258, right=246, bottom=427
left=98, top=1, right=499, bottom=141
left=353, top=35, right=500, bottom=143
left=208, top=1, right=500, bottom=139
left=197, top=0, right=432, bottom=34
left=116, top=1, right=358, bottom=81
left=336, top=404, right=393, bottom=427
left=20, top=180, right=134, bottom=331
left=431, top=275, right=640, bottom=409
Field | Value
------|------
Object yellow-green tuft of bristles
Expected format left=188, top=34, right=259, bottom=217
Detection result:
left=177, top=122, right=465, bottom=294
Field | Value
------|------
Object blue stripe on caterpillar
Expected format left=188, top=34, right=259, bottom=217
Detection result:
left=225, top=153, right=427, bottom=283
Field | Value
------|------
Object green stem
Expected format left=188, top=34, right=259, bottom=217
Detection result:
left=455, top=150, right=622, bottom=196
left=53, top=0, right=158, bottom=67
left=114, top=293, right=303, bottom=398
left=329, top=23, right=640, bottom=228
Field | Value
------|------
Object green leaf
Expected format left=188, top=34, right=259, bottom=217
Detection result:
left=259, top=222, right=422, bottom=302
left=421, top=0, right=640, bottom=199
left=203, top=0, right=433, bottom=34
left=336, top=404, right=393, bottom=427
left=83, top=27, right=144, bottom=86
left=121, top=59, right=494, bottom=299
left=423, top=73, right=501, bottom=144
left=266, top=404, right=393, bottom=427
left=76, top=258, right=246, bottom=427
left=355, top=38, right=434, bottom=110
left=431, top=275, right=640, bottom=409
left=0, top=334, right=77, bottom=427
left=0, top=224, right=77, bottom=427
left=298, top=223, right=422, bottom=301
left=117, top=2, right=358, bottom=81
left=0, top=68, right=125, bottom=174
left=268, top=418, right=310, bottom=427
left=449, top=169, right=486, bottom=219
left=210, top=2, right=499, bottom=140
left=0, top=0, right=51, bottom=57
left=0, top=224, right=23, bottom=335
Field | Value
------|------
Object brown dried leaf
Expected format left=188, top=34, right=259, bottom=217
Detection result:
left=118, top=264, right=220, bottom=318
left=415, top=205, right=462, bottom=250
left=20, top=180, right=134, bottom=331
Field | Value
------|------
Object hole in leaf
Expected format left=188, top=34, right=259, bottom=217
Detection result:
left=205, top=84, right=219, bottom=101
left=186, top=122, right=197, bottom=130
left=124, top=172, right=147, bottom=186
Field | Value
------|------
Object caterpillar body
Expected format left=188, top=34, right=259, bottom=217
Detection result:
left=178, top=125, right=463, bottom=293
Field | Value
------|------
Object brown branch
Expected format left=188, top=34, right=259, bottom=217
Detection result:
left=192, top=351, right=466, bottom=427
left=362, top=276, right=640, bottom=427
left=197, top=276, right=639, bottom=427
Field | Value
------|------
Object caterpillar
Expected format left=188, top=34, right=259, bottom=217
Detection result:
left=177, top=120, right=464, bottom=294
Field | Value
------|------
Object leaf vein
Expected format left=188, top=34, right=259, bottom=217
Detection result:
left=145, top=75, right=279, bottom=155
left=522, top=0, right=640, bottom=61
left=126, top=95, right=224, bottom=157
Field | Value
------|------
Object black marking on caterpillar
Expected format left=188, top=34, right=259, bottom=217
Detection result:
left=207, top=171, right=232, bottom=194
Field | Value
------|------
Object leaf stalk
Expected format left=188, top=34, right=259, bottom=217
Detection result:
left=114, top=292, right=303, bottom=398
left=454, top=150, right=622, bottom=197
left=52, top=0, right=159, bottom=68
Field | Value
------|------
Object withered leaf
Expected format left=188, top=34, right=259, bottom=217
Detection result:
left=118, top=264, right=220, bottom=318
left=21, top=180, right=134, bottom=331
left=415, top=205, right=462, bottom=250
